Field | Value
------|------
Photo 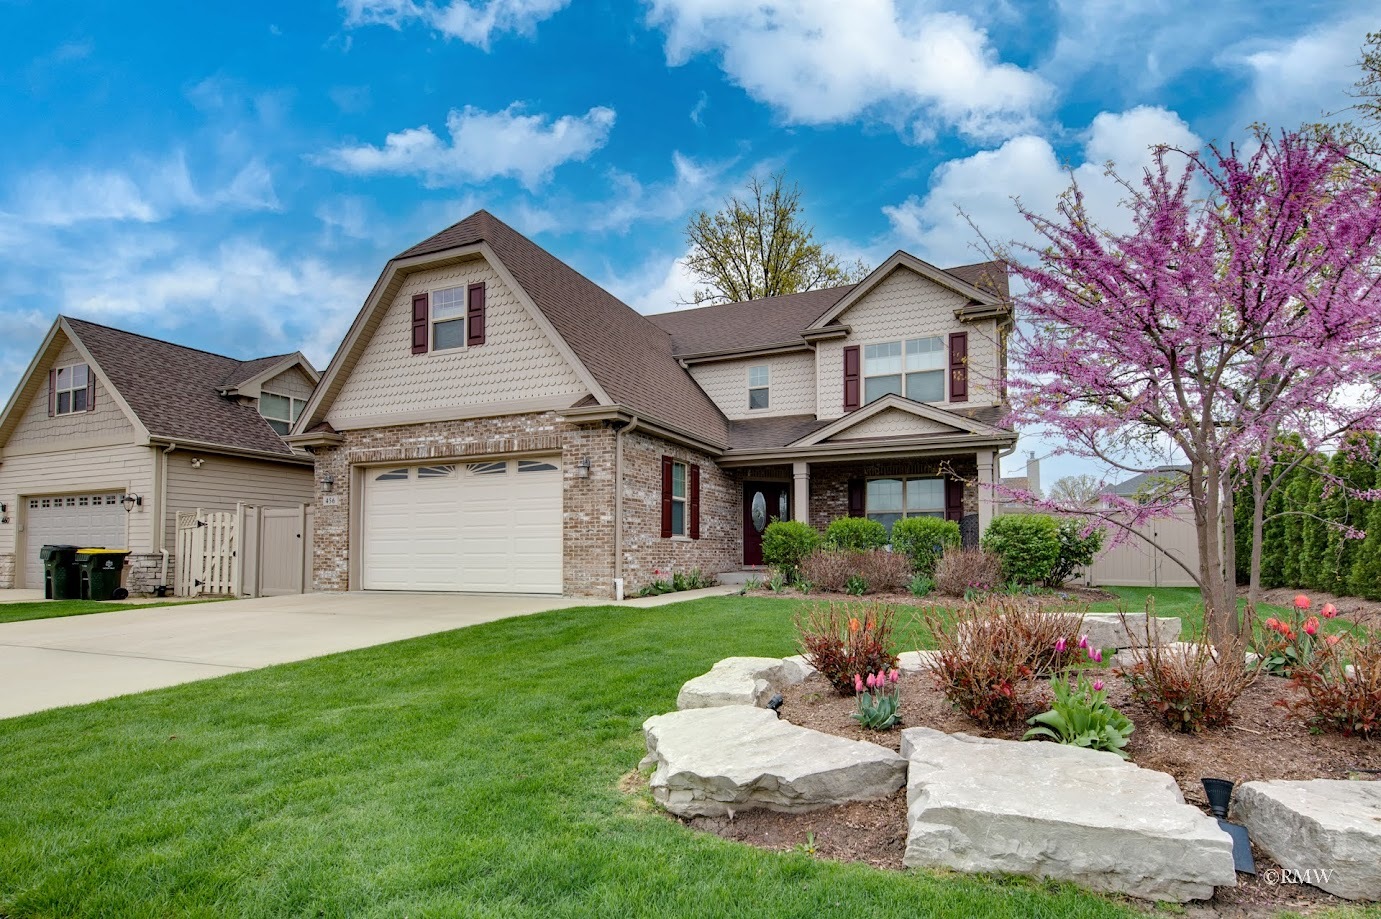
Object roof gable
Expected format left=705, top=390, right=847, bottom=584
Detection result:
left=790, top=394, right=1008, bottom=447
left=807, top=252, right=1006, bottom=330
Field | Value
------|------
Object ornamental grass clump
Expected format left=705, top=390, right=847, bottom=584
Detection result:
left=795, top=603, right=899, bottom=696
left=852, top=668, right=902, bottom=731
left=1289, top=629, right=1381, bottom=738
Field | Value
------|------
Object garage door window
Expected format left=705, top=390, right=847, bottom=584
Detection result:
left=376, top=468, right=409, bottom=481
left=518, top=460, right=557, bottom=473
left=469, top=462, right=507, bottom=476
left=417, top=465, right=455, bottom=478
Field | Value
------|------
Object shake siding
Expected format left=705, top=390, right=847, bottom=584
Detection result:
left=260, top=366, right=316, bottom=402
left=688, top=351, right=816, bottom=419
left=0, top=444, right=156, bottom=563
left=163, top=455, right=314, bottom=548
left=327, top=257, right=589, bottom=427
left=7, top=339, right=136, bottom=452
left=816, top=268, right=1001, bottom=418
left=829, top=408, right=954, bottom=440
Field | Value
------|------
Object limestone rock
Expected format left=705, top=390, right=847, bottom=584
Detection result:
left=641, top=706, right=907, bottom=817
left=676, top=657, right=788, bottom=709
left=900, top=728, right=1236, bottom=902
left=1234, top=779, right=1381, bottom=901
left=898, top=650, right=941, bottom=674
left=1081, top=613, right=1181, bottom=651
left=778, top=654, right=817, bottom=685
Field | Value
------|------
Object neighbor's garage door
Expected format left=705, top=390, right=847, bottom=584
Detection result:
left=362, top=457, right=562, bottom=593
left=23, top=492, right=126, bottom=588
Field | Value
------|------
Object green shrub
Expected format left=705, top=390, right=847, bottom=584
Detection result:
left=981, top=514, right=1061, bottom=585
left=824, top=517, right=888, bottom=551
left=889, top=516, right=961, bottom=576
left=760, top=520, right=822, bottom=581
left=908, top=574, right=934, bottom=597
left=1045, top=519, right=1105, bottom=587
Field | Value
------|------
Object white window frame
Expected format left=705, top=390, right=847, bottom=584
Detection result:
left=864, top=475, right=946, bottom=534
left=670, top=461, right=688, bottom=537
left=863, top=337, right=946, bottom=405
left=747, top=364, right=770, bottom=410
left=54, top=363, right=90, bottom=415
left=260, top=391, right=306, bottom=436
left=430, top=286, right=467, bottom=352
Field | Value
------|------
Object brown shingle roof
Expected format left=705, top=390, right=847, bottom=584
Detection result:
left=397, top=211, right=730, bottom=446
left=65, top=317, right=306, bottom=457
left=219, top=353, right=295, bottom=389
left=645, top=286, right=854, bottom=357
left=945, top=260, right=1010, bottom=299
left=726, top=415, right=832, bottom=451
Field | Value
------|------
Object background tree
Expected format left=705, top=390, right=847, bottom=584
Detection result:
left=997, top=130, right=1381, bottom=649
left=1047, top=474, right=1102, bottom=507
left=683, top=173, right=869, bottom=305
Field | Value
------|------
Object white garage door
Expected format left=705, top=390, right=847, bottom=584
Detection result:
left=23, top=492, right=127, bottom=588
left=362, top=457, right=562, bottom=594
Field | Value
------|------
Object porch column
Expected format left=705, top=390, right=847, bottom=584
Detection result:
left=976, top=448, right=996, bottom=535
left=792, top=461, right=810, bottom=525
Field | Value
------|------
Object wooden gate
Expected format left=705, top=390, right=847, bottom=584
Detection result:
left=175, top=503, right=314, bottom=597
left=175, top=506, right=241, bottom=597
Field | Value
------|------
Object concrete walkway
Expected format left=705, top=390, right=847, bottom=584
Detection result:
left=0, top=585, right=740, bottom=720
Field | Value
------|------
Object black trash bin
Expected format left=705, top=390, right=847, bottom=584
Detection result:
left=39, top=544, right=82, bottom=600
left=75, top=548, right=131, bottom=601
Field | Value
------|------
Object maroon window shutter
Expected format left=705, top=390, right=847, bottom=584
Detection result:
left=949, top=332, right=968, bottom=402
left=842, top=345, right=861, bottom=411
left=86, top=368, right=96, bottom=411
left=660, top=455, right=674, bottom=538
left=47, top=369, right=56, bottom=417
left=411, top=293, right=429, bottom=355
left=847, top=478, right=865, bottom=518
left=945, top=478, right=965, bottom=521
left=466, top=282, right=486, bottom=346
left=689, top=464, right=701, bottom=540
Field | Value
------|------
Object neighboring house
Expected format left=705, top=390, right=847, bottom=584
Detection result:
left=0, top=317, right=319, bottom=591
left=1100, top=465, right=1191, bottom=507
left=289, top=210, right=1017, bottom=598
left=999, top=452, right=1042, bottom=510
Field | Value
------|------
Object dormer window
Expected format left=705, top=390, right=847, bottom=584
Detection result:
left=260, top=391, right=305, bottom=436
left=748, top=364, right=769, bottom=410
left=53, top=363, right=90, bottom=415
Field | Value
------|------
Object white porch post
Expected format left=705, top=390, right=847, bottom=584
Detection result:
left=792, top=461, right=810, bottom=526
left=976, top=448, right=996, bottom=535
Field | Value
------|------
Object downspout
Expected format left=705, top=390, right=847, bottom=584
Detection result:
left=158, top=442, right=177, bottom=586
left=613, top=416, right=641, bottom=601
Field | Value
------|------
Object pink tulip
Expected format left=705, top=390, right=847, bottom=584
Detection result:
left=1321, top=603, right=1338, bottom=619
left=1055, top=638, right=1067, bottom=653
left=1294, top=594, right=1311, bottom=610
left=866, top=673, right=877, bottom=690
left=1089, top=648, right=1103, bottom=663
left=854, top=674, right=864, bottom=693
left=1077, top=635, right=1089, bottom=650
left=1092, top=679, right=1105, bottom=692
left=889, top=669, right=900, bottom=683
left=1303, top=616, right=1319, bottom=636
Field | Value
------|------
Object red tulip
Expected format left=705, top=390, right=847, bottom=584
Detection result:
left=1303, top=617, right=1319, bottom=636
left=1321, top=603, right=1338, bottom=619
left=1294, top=594, right=1311, bottom=610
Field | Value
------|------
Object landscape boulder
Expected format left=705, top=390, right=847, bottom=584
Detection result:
left=900, top=728, right=1236, bottom=902
left=676, top=657, right=793, bottom=709
left=897, top=650, right=941, bottom=674
left=1234, top=779, right=1381, bottom=901
left=642, top=706, right=907, bottom=817
left=1080, top=613, right=1180, bottom=650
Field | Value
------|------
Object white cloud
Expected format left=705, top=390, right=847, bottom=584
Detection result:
left=314, top=104, right=616, bottom=189
left=340, top=0, right=569, bottom=48
left=602, top=249, right=700, bottom=315
left=883, top=106, right=1201, bottom=266
left=644, top=0, right=1051, bottom=139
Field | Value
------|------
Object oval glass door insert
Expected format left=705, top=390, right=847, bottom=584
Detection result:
left=751, top=491, right=768, bottom=532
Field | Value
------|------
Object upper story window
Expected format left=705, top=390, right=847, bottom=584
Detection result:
left=864, top=337, right=945, bottom=404
left=865, top=476, right=945, bottom=533
left=748, top=364, right=769, bottom=410
left=54, top=363, right=90, bottom=415
left=670, top=461, right=688, bottom=536
left=260, top=391, right=305, bottom=436
left=431, top=286, right=467, bottom=351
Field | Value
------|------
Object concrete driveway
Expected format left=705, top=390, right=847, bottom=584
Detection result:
left=0, top=591, right=590, bottom=719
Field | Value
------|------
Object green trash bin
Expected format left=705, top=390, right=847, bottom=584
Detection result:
left=39, top=544, right=82, bottom=600
left=75, top=548, right=131, bottom=601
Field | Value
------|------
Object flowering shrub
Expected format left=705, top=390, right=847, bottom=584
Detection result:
left=1025, top=666, right=1134, bottom=759
left=852, top=668, right=902, bottom=730
left=795, top=603, right=899, bottom=695
left=1046, top=520, right=1106, bottom=587
left=1253, top=594, right=1339, bottom=676
left=933, top=548, right=1003, bottom=597
left=1289, top=630, right=1381, bottom=738
left=1119, top=636, right=1255, bottom=733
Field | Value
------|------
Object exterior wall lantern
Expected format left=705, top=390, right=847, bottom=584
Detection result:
left=321, top=473, right=336, bottom=493
left=120, top=494, right=143, bottom=513
left=574, top=457, right=592, bottom=479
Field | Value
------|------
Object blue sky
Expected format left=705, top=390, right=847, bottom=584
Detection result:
left=2, top=0, right=1376, bottom=480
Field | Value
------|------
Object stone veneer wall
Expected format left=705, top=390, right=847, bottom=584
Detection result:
left=0, top=552, right=14, bottom=589
left=808, top=454, right=980, bottom=531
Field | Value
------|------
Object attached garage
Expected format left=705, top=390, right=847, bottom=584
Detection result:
left=361, top=457, right=562, bottom=594
left=22, top=492, right=127, bottom=588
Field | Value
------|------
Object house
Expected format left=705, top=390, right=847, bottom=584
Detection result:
left=999, top=452, right=1042, bottom=509
left=289, top=210, right=1017, bottom=598
left=1100, top=465, right=1191, bottom=507
left=0, top=317, right=319, bottom=591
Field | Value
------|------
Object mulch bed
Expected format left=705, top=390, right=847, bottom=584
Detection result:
left=676, top=667, right=1380, bottom=916
left=743, top=585, right=1119, bottom=606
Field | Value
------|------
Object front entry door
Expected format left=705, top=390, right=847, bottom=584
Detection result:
left=743, top=482, right=792, bottom=565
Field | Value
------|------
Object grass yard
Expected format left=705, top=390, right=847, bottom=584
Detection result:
left=0, top=597, right=216, bottom=625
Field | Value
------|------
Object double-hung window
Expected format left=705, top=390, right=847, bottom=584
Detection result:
left=431, top=286, right=467, bottom=351
left=748, top=364, right=769, bottom=410
left=53, top=364, right=89, bottom=415
left=670, top=461, right=688, bottom=536
left=863, top=336, right=945, bottom=404
left=260, top=392, right=306, bottom=436
left=865, top=476, right=946, bottom=533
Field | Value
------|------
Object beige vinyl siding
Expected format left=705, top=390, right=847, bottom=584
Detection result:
left=816, top=267, right=1001, bottom=419
left=688, top=351, right=817, bottom=419
left=6, top=338, right=136, bottom=453
left=163, top=454, right=314, bottom=549
left=0, top=444, right=156, bottom=584
left=828, top=407, right=955, bottom=440
left=327, top=257, right=589, bottom=428
left=260, top=366, right=316, bottom=402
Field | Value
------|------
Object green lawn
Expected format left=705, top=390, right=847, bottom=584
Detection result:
left=0, top=597, right=217, bottom=625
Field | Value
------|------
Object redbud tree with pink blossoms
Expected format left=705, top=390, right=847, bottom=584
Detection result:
left=998, top=130, right=1381, bottom=649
